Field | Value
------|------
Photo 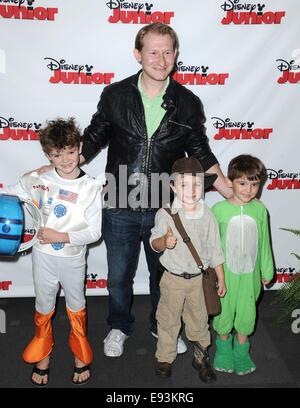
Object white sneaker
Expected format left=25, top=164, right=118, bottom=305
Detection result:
left=103, top=329, right=128, bottom=357
left=151, top=331, right=187, bottom=355
left=177, top=335, right=188, bottom=354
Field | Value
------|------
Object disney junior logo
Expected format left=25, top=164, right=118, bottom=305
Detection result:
left=173, top=62, right=229, bottom=86
left=44, top=57, right=115, bottom=85
left=220, top=1, right=285, bottom=25
left=86, top=273, right=107, bottom=289
left=106, top=0, right=174, bottom=24
left=275, top=267, right=296, bottom=283
left=276, top=54, right=300, bottom=84
left=0, top=0, right=58, bottom=21
left=267, top=169, right=300, bottom=190
left=212, top=117, right=272, bottom=140
left=0, top=281, right=12, bottom=291
left=0, top=116, right=41, bottom=140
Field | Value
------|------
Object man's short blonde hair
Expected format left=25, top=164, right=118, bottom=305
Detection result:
left=135, top=22, right=179, bottom=51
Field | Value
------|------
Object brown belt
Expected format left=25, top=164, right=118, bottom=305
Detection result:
left=167, top=270, right=203, bottom=279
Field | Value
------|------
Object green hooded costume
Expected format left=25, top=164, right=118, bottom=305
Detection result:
left=212, top=199, right=274, bottom=336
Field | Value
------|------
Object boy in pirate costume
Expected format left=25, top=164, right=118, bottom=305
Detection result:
left=212, top=155, right=274, bottom=375
left=2, top=118, right=102, bottom=386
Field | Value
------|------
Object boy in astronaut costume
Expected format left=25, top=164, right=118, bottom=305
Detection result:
left=3, top=118, right=102, bottom=386
left=212, top=155, right=274, bottom=375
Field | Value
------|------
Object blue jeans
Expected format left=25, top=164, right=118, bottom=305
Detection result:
left=102, top=208, right=160, bottom=336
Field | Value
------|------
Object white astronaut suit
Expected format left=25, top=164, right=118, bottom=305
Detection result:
left=3, top=168, right=102, bottom=365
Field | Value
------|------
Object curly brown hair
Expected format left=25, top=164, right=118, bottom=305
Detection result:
left=39, top=117, right=81, bottom=154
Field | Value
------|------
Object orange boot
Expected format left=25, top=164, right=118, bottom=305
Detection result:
left=23, top=309, right=55, bottom=363
left=67, top=307, right=93, bottom=365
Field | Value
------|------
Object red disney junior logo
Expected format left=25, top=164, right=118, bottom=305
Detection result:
left=0, top=281, right=12, bottom=291
left=0, top=0, right=58, bottom=21
left=106, top=0, right=174, bottom=24
left=212, top=117, right=273, bottom=140
left=44, top=58, right=115, bottom=86
left=267, top=169, right=300, bottom=190
left=275, top=267, right=296, bottom=283
left=173, top=62, right=229, bottom=86
left=220, top=0, right=285, bottom=25
left=86, top=273, right=107, bottom=289
left=0, top=116, right=41, bottom=141
left=276, top=57, right=300, bottom=85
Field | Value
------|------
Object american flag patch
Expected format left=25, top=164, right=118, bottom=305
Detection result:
left=57, top=189, right=78, bottom=204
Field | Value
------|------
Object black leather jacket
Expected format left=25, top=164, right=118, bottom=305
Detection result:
left=82, top=71, right=218, bottom=211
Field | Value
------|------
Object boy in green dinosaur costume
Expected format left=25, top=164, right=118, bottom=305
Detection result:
left=212, top=154, right=274, bottom=375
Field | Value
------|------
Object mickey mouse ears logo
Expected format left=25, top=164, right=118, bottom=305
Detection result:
left=26, top=0, right=35, bottom=9
left=105, top=0, right=152, bottom=10
left=0, top=116, right=40, bottom=130
left=276, top=57, right=300, bottom=84
left=106, top=1, right=174, bottom=24
left=276, top=59, right=300, bottom=72
left=211, top=117, right=273, bottom=141
left=0, top=116, right=41, bottom=140
left=173, top=61, right=229, bottom=86
left=220, top=1, right=285, bottom=25
left=44, top=57, right=115, bottom=85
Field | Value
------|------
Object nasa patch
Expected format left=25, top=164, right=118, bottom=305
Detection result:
left=51, top=242, right=65, bottom=251
left=54, top=204, right=67, bottom=218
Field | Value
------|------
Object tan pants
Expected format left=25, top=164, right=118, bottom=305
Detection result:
left=156, top=271, right=210, bottom=364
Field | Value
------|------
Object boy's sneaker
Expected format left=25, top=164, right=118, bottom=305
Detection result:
left=103, top=329, right=128, bottom=357
left=151, top=331, right=187, bottom=354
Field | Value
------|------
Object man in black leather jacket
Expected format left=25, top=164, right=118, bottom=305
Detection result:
left=81, top=23, right=231, bottom=358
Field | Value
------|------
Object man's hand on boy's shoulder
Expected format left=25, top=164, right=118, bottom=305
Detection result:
left=36, top=164, right=53, bottom=175
left=23, top=164, right=53, bottom=177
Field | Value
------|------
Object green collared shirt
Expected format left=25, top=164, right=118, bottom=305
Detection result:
left=138, top=74, right=169, bottom=139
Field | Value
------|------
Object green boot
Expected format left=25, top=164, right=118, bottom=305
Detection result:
left=213, top=334, right=234, bottom=373
left=233, top=336, right=256, bottom=375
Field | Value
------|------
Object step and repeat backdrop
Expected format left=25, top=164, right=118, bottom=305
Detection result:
left=0, top=0, right=299, bottom=297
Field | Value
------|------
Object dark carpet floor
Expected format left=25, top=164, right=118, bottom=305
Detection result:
left=0, top=291, right=299, bottom=389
